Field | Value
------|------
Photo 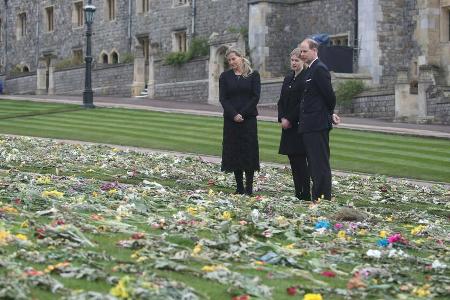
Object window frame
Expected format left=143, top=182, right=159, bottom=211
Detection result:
left=45, top=6, right=54, bottom=32
left=73, top=1, right=84, bottom=28
left=172, top=30, right=188, bottom=53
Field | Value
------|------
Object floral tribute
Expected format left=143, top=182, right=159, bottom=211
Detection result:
left=0, top=135, right=448, bottom=299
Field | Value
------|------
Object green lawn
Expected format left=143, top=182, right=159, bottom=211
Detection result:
left=0, top=99, right=449, bottom=183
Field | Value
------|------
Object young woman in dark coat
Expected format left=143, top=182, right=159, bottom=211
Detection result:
left=277, top=48, right=311, bottom=200
left=219, top=47, right=261, bottom=195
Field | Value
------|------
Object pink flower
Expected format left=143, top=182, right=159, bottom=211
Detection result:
left=321, top=271, right=336, bottom=277
left=334, top=223, right=343, bottom=230
left=387, top=233, right=408, bottom=244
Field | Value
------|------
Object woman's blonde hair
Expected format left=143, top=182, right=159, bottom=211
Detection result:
left=225, top=47, right=253, bottom=77
left=290, top=48, right=301, bottom=58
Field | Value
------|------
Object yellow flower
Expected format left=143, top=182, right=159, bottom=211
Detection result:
left=201, top=264, right=227, bottom=272
left=379, top=230, right=388, bottom=238
left=42, top=190, right=64, bottom=199
left=337, top=230, right=346, bottom=239
left=15, top=234, right=27, bottom=241
left=385, top=216, right=393, bottom=222
left=110, top=276, right=131, bottom=299
left=0, top=230, right=12, bottom=245
left=192, top=243, right=202, bottom=255
left=284, top=243, right=295, bottom=249
left=208, top=189, right=215, bottom=196
left=187, top=206, right=198, bottom=215
left=411, top=225, right=426, bottom=236
left=36, top=176, right=52, bottom=185
left=412, top=284, right=430, bottom=297
left=0, top=206, right=18, bottom=214
left=255, top=261, right=265, bottom=265
left=304, top=293, right=323, bottom=300
left=108, top=189, right=117, bottom=196
left=92, top=191, right=98, bottom=197
left=222, top=211, right=232, bottom=221
left=358, top=229, right=368, bottom=236
left=21, top=220, right=29, bottom=228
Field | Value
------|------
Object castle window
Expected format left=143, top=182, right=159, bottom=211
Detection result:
left=111, top=51, right=119, bottom=64
left=73, top=1, right=84, bottom=27
left=22, top=66, right=29, bottom=72
left=330, top=33, right=349, bottom=46
left=45, top=7, right=54, bottom=32
left=137, top=0, right=150, bottom=13
left=173, top=0, right=189, bottom=7
left=101, top=53, right=108, bottom=64
left=173, top=30, right=187, bottom=52
left=0, top=18, right=3, bottom=43
left=106, top=0, right=116, bottom=21
left=17, top=12, right=27, bottom=40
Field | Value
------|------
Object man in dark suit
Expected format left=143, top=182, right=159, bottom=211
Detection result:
left=298, top=38, right=336, bottom=200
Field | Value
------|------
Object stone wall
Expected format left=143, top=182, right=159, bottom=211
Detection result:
left=377, top=0, right=420, bottom=87
left=3, top=73, right=37, bottom=95
left=260, top=78, right=283, bottom=104
left=250, top=0, right=356, bottom=78
left=154, top=57, right=208, bottom=102
left=352, top=89, right=395, bottom=118
left=426, top=86, right=450, bottom=125
left=4, top=63, right=133, bottom=96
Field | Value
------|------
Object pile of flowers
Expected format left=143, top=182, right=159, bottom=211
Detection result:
left=0, top=135, right=448, bottom=299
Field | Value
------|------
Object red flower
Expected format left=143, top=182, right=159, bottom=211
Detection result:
left=286, top=286, right=297, bottom=295
left=321, top=271, right=336, bottom=277
left=232, top=295, right=250, bottom=300
left=35, top=227, right=46, bottom=239
left=14, top=198, right=22, bottom=205
left=131, top=232, right=145, bottom=240
left=207, top=179, right=215, bottom=186
left=25, top=269, right=44, bottom=276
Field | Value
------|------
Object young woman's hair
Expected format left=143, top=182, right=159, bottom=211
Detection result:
left=290, top=47, right=302, bottom=58
left=225, top=47, right=253, bottom=77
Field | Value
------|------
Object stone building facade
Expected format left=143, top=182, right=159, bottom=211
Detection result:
left=0, top=0, right=449, bottom=123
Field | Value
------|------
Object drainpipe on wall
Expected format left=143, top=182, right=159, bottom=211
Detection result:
left=3, top=0, right=8, bottom=73
left=191, top=0, right=196, bottom=37
left=36, top=0, right=40, bottom=68
left=353, top=0, right=359, bottom=68
left=128, top=0, right=132, bottom=52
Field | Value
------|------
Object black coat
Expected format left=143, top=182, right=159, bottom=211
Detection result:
left=277, top=69, right=307, bottom=155
left=219, top=69, right=261, bottom=172
left=298, top=59, right=336, bottom=133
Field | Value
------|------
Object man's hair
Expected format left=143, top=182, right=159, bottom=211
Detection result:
left=302, top=38, right=319, bottom=50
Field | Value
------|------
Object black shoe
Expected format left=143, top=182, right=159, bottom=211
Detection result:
left=234, top=188, right=245, bottom=195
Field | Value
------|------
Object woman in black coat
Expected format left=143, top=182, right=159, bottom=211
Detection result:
left=277, top=48, right=311, bottom=200
left=219, top=47, right=261, bottom=195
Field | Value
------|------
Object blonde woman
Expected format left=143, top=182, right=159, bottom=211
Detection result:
left=277, top=48, right=311, bottom=200
left=219, top=47, right=261, bottom=195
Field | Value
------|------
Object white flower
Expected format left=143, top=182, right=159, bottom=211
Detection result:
left=366, top=249, right=382, bottom=259
left=431, top=260, right=447, bottom=269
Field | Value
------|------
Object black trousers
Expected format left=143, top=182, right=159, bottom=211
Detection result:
left=288, top=154, right=311, bottom=200
left=302, top=130, right=332, bottom=200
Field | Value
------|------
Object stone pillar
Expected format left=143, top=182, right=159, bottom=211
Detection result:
left=35, top=58, right=47, bottom=95
left=147, top=53, right=155, bottom=98
left=131, top=45, right=145, bottom=97
left=416, top=0, right=440, bottom=66
left=417, top=65, right=439, bottom=120
left=248, top=2, right=271, bottom=78
left=357, top=0, right=382, bottom=85
left=47, top=59, right=55, bottom=95
left=395, top=67, right=418, bottom=121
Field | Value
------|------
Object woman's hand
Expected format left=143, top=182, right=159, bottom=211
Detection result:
left=332, top=113, right=341, bottom=125
left=234, top=114, right=244, bottom=123
left=281, top=118, right=292, bottom=129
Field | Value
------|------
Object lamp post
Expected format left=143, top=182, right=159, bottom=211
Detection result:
left=83, top=0, right=96, bottom=108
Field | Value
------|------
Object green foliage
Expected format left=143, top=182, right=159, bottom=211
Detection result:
left=164, top=37, right=209, bottom=66
left=121, top=52, right=134, bottom=64
left=9, top=65, right=23, bottom=76
left=335, top=80, right=365, bottom=107
left=55, top=57, right=84, bottom=70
